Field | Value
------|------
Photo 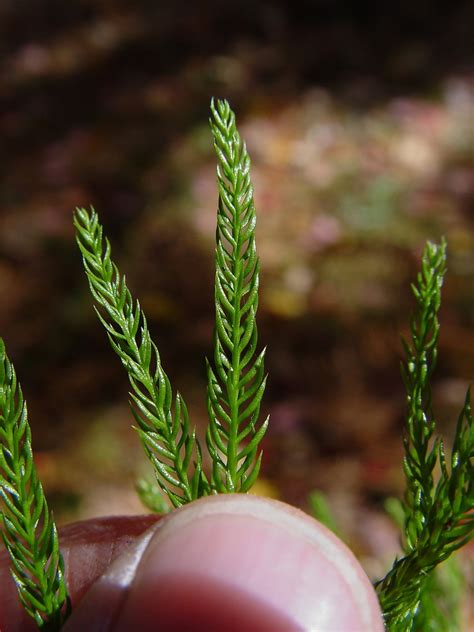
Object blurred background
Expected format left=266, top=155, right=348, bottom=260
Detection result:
left=0, top=0, right=473, bottom=594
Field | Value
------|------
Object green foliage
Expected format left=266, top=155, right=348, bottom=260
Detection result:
left=1, top=100, right=473, bottom=630
left=74, top=208, right=209, bottom=508
left=308, top=490, right=343, bottom=539
left=375, top=240, right=474, bottom=630
left=74, top=99, right=268, bottom=504
left=414, top=554, right=465, bottom=632
left=384, top=496, right=466, bottom=631
left=206, top=99, right=268, bottom=492
left=135, top=478, right=171, bottom=514
left=0, top=340, right=70, bottom=630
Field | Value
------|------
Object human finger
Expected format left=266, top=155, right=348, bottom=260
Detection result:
left=65, top=495, right=384, bottom=631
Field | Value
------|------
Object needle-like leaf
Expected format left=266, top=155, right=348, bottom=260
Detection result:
left=74, top=208, right=210, bottom=507
left=0, top=339, right=70, bottom=630
left=206, top=99, right=268, bottom=493
left=376, top=240, right=474, bottom=630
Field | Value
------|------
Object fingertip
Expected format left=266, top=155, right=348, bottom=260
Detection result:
left=111, top=495, right=383, bottom=631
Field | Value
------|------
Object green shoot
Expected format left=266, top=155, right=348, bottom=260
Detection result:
left=375, top=240, right=474, bottom=630
left=0, top=339, right=70, bottom=630
left=74, top=208, right=209, bottom=507
left=206, top=99, right=268, bottom=492
left=74, top=99, right=268, bottom=503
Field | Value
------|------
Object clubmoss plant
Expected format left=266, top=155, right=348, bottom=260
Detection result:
left=375, top=239, right=473, bottom=630
left=205, top=99, right=268, bottom=494
left=0, top=341, right=70, bottom=630
left=312, top=241, right=473, bottom=631
left=382, top=498, right=467, bottom=632
left=73, top=99, right=267, bottom=507
left=0, top=100, right=472, bottom=630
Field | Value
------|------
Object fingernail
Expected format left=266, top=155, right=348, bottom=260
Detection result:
left=114, top=495, right=383, bottom=631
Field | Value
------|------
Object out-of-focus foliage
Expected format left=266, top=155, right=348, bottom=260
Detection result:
left=415, top=555, right=465, bottom=632
left=308, top=490, right=343, bottom=540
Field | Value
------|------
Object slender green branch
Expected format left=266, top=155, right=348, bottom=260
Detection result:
left=0, top=339, right=70, bottom=630
left=74, top=208, right=209, bottom=507
left=402, top=239, right=446, bottom=552
left=376, top=240, right=474, bottom=630
left=206, top=99, right=268, bottom=493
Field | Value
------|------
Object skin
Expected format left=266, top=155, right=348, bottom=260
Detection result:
left=0, top=514, right=160, bottom=632
left=0, top=495, right=384, bottom=632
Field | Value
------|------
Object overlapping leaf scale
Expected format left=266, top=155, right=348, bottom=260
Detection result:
left=206, top=99, right=268, bottom=493
left=74, top=208, right=208, bottom=507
